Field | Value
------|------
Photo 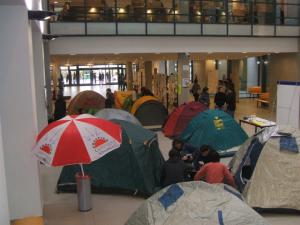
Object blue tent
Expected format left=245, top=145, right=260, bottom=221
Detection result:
left=180, top=109, right=248, bottom=156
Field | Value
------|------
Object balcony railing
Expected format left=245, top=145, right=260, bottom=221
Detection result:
left=48, top=0, right=300, bottom=37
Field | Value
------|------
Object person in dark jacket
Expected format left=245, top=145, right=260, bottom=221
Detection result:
left=199, top=86, right=210, bottom=107
left=161, top=149, right=187, bottom=187
left=53, top=94, right=66, bottom=120
left=105, top=88, right=115, bottom=108
left=214, top=86, right=226, bottom=110
left=192, top=145, right=217, bottom=171
left=226, top=87, right=236, bottom=118
left=190, top=78, right=201, bottom=101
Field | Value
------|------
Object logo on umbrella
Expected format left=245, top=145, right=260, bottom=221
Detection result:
left=40, top=144, right=52, bottom=154
left=92, top=137, right=108, bottom=149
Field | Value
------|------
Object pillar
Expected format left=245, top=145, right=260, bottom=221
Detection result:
left=126, top=62, right=133, bottom=90
left=193, top=60, right=207, bottom=89
left=144, top=61, right=153, bottom=90
left=206, top=60, right=217, bottom=94
left=43, top=41, right=53, bottom=119
left=0, top=4, right=43, bottom=220
left=0, top=118, right=9, bottom=225
left=231, top=60, right=243, bottom=101
left=167, top=60, right=177, bottom=75
left=178, top=53, right=190, bottom=104
left=52, top=63, right=60, bottom=98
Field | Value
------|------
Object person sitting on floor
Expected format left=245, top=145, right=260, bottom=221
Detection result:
left=192, top=145, right=216, bottom=171
left=161, top=149, right=187, bottom=187
left=194, top=151, right=236, bottom=188
left=172, top=138, right=197, bottom=162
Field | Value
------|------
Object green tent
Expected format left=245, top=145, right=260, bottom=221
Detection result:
left=57, top=119, right=165, bottom=196
left=180, top=109, right=248, bottom=156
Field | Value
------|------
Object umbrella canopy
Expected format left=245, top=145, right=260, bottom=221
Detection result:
left=95, top=108, right=141, bottom=125
left=33, top=114, right=122, bottom=166
left=67, top=90, right=105, bottom=115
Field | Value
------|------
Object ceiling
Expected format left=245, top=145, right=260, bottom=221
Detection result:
left=50, top=52, right=268, bottom=65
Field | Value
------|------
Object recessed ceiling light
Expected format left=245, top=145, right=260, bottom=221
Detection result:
left=242, top=52, right=247, bottom=54
left=54, top=1, right=58, bottom=4
left=89, top=7, right=97, bottom=13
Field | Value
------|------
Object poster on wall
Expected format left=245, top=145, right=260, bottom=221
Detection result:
left=276, top=81, right=300, bottom=129
left=182, top=78, right=190, bottom=88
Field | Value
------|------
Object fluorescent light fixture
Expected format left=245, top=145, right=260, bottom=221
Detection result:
left=44, top=16, right=51, bottom=20
left=147, top=9, right=152, bottom=14
left=89, top=7, right=97, bottom=13
left=119, top=8, right=125, bottom=13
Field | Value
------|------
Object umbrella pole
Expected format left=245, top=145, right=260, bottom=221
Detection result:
left=80, top=163, right=85, bottom=176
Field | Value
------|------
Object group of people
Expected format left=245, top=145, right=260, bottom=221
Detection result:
left=161, top=139, right=236, bottom=189
left=117, top=73, right=127, bottom=91
left=190, top=77, right=236, bottom=118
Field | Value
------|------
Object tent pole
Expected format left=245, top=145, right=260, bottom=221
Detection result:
left=80, top=163, right=85, bottom=176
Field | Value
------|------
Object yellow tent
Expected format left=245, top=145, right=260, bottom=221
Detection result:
left=114, top=91, right=134, bottom=109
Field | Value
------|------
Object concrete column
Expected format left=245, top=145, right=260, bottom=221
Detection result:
left=0, top=4, right=43, bottom=220
left=269, top=53, right=299, bottom=105
left=0, top=118, right=10, bottom=225
left=178, top=53, right=190, bottom=104
left=43, top=41, right=53, bottom=119
left=193, top=60, right=207, bottom=89
left=126, top=62, right=133, bottom=90
left=206, top=60, right=217, bottom=94
left=231, top=60, right=243, bottom=101
left=31, top=24, right=48, bottom=131
left=144, top=61, right=153, bottom=90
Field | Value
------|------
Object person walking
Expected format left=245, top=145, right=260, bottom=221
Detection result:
left=199, top=86, right=210, bottom=107
left=226, top=87, right=236, bottom=118
left=190, top=78, right=201, bottom=101
left=214, top=86, right=226, bottom=110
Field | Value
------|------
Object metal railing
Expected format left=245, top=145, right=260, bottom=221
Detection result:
left=48, top=0, right=300, bottom=37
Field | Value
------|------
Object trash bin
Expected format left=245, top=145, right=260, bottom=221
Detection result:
left=76, top=173, right=92, bottom=212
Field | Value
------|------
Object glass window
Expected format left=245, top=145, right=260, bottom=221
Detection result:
left=202, top=0, right=226, bottom=24
left=146, top=0, right=173, bottom=23
left=228, top=1, right=250, bottom=24
left=49, top=0, right=85, bottom=22
left=254, top=1, right=275, bottom=25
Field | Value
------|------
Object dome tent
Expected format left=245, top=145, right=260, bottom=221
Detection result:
left=163, top=101, right=208, bottom=137
left=229, top=126, right=300, bottom=211
left=95, top=108, right=141, bottom=126
left=180, top=109, right=248, bottom=156
left=131, top=96, right=168, bottom=127
left=57, top=119, right=165, bottom=196
left=67, top=90, right=105, bottom=115
left=125, top=181, right=270, bottom=225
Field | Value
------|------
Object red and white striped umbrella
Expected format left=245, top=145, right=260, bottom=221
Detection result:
left=33, top=114, right=122, bottom=167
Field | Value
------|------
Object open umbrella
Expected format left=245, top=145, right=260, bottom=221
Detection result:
left=33, top=114, right=122, bottom=175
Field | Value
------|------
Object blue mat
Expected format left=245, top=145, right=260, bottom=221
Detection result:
left=158, top=184, right=184, bottom=209
left=218, top=210, right=224, bottom=225
left=280, top=136, right=299, bottom=153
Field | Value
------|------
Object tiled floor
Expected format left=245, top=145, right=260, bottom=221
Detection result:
left=42, top=86, right=299, bottom=225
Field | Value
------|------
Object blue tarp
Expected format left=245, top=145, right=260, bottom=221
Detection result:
left=159, top=184, right=184, bottom=209
left=280, top=136, right=299, bottom=153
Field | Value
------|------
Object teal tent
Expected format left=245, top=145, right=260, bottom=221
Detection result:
left=180, top=109, right=248, bottom=156
left=95, top=108, right=141, bottom=126
left=57, top=119, right=165, bottom=196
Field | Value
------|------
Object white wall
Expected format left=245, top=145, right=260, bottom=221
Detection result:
left=247, top=57, right=259, bottom=88
left=0, top=118, right=10, bottom=225
left=50, top=37, right=299, bottom=55
left=0, top=5, right=43, bottom=220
